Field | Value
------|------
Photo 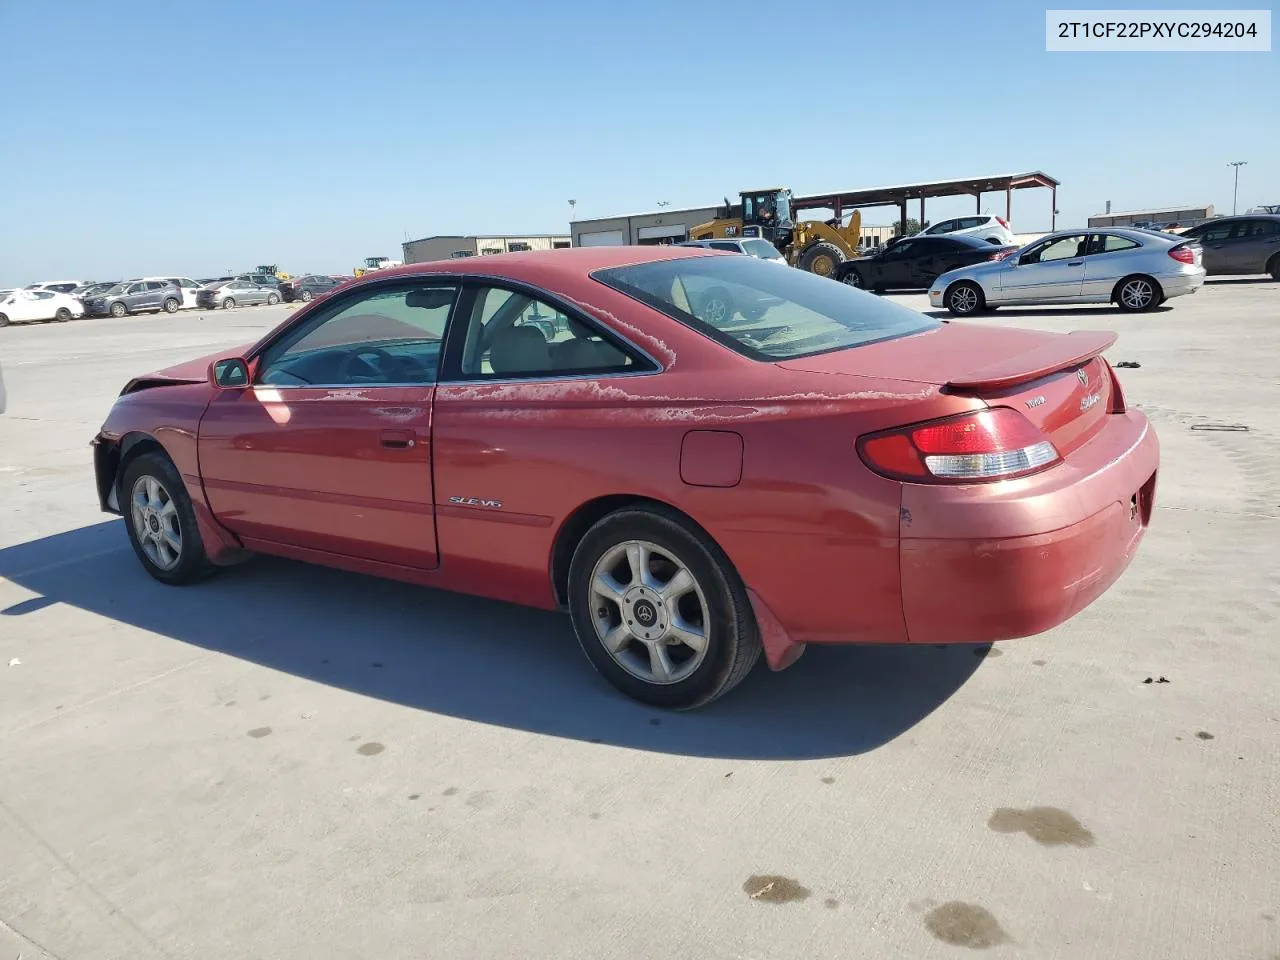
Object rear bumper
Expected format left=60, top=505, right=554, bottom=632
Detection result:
left=899, top=410, right=1159, bottom=644
left=1158, top=269, right=1205, bottom=299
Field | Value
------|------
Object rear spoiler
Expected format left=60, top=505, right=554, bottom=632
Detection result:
left=945, top=330, right=1118, bottom=392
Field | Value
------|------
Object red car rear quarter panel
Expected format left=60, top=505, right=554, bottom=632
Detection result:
left=900, top=410, right=1159, bottom=644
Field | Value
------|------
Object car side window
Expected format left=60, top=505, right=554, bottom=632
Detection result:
left=1200, top=222, right=1235, bottom=242
left=259, top=284, right=458, bottom=388
left=145, top=281, right=164, bottom=291
left=1244, top=219, right=1279, bottom=237
left=886, top=240, right=915, bottom=256
left=1091, top=234, right=1141, bottom=254
left=180, top=278, right=199, bottom=289
left=924, top=220, right=953, bottom=234
left=127, top=283, right=145, bottom=294
left=455, top=285, right=643, bottom=379
left=1022, top=235, right=1087, bottom=264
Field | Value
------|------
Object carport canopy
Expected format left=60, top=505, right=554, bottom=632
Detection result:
left=792, top=171, right=1060, bottom=234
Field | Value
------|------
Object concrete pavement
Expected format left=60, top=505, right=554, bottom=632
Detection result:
left=1, top=287, right=1277, bottom=958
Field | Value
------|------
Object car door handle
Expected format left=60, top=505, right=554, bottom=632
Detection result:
left=1067, top=260, right=1084, bottom=266
left=380, top=430, right=415, bottom=449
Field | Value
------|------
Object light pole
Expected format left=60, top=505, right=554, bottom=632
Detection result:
left=1228, top=161, right=1247, bottom=215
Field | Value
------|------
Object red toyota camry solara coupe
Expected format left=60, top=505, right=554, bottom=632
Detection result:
left=93, top=247, right=1158, bottom=708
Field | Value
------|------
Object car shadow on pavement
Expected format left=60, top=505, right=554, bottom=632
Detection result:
left=924, top=305, right=1175, bottom=320
left=0, top=520, right=984, bottom=761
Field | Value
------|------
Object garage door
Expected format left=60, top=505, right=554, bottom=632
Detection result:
left=577, top=230, right=625, bottom=247
left=637, top=225, right=687, bottom=242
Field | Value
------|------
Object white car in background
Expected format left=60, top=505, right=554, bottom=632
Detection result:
left=142, top=276, right=204, bottom=309
left=0, top=289, right=86, bottom=327
left=678, top=237, right=788, bottom=264
left=24, top=279, right=92, bottom=294
left=915, top=215, right=1016, bottom=246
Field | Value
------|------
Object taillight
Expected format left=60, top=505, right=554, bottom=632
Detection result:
left=990, top=248, right=1016, bottom=260
left=1168, top=244, right=1195, bottom=264
left=995, top=216, right=1010, bottom=228
left=858, top=408, right=1060, bottom=483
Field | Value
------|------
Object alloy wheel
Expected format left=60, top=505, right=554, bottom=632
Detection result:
left=131, top=475, right=183, bottom=571
left=949, top=284, right=980, bottom=314
left=1120, top=278, right=1153, bottom=310
left=588, top=539, right=710, bottom=685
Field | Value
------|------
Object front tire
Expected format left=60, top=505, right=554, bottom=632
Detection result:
left=120, top=451, right=214, bottom=585
left=221, top=297, right=236, bottom=310
left=0, top=313, right=10, bottom=328
left=1267, top=255, right=1280, bottom=282
left=1114, top=275, right=1161, bottom=312
left=798, top=241, right=845, bottom=278
left=945, top=280, right=985, bottom=316
left=55, top=307, right=72, bottom=322
left=568, top=507, right=761, bottom=709
left=110, top=302, right=128, bottom=318
left=163, top=297, right=180, bottom=314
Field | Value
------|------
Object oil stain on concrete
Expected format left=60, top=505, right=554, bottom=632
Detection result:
left=743, top=875, right=810, bottom=904
left=1196, top=731, right=1215, bottom=740
left=247, top=727, right=272, bottom=738
left=988, top=806, right=1095, bottom=847
left=356, top=742, right=385, bottom=756
left=924, top=902, right=1009, bottom=949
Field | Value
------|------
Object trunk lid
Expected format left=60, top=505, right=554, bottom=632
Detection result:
left=778, top=322, right=1118, bottom=456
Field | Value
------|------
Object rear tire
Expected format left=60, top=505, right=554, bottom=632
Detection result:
left=1114, top=275, right=1161, bottom=312
left=945, top=280, right=984, bottom=316
left=119, top=451, right=215, bottom=586
left=1268, top=255, right=1280, bottom=282
left=300, top=289, right=314, bottom=302
left=222, top=298, right=236, bottom=310
left=798, top=241, right=845, bottom=278
left=0, top=313, right=10, bottom=328
left=567, top=507, right=761, bottom=709
left=110, top=302, right=128, bottom=318
left=163, top=297, right=180, bottom=314
left=841, top=267, right=865, bottom=289
left=266, top=293, right=280, bottom=305
left=55, top=307, right=72, bottom=322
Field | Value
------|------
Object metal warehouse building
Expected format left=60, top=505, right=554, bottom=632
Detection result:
left=571, top=207, right=722, bottom=248
left=402, top=234, right=570, bottom=263
left=1089, top=205, right=1214, bottom=228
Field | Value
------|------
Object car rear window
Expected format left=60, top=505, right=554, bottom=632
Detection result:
left=594, top=255, right=938, bottom=361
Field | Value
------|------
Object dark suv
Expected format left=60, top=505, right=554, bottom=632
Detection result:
left=1179, top=215, right=1280, bottom=279
left=85, top=280, right=183, bottom=318
left=281, top=274, right=343, bottom=303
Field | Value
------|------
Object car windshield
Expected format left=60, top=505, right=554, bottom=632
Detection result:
left=594, top=255, right=938, bottom=361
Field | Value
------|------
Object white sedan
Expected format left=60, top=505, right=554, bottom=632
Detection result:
left=0, top=289, right=86, bottom=327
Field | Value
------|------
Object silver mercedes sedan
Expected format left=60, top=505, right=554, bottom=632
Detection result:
left=929, top=227, right=1205, bottom=316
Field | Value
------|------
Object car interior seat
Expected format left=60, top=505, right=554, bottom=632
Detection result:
left=489, top=325, right=551, bottom=374
left=552, top=316, right=628, bottom=370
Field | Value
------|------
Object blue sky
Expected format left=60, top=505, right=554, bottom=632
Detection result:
left=0, top=0, right=1274, bottom=285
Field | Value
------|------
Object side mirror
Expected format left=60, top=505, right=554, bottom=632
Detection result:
left=210, top=357, right=250, bottom=388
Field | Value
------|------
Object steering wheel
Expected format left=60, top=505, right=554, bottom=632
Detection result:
left=336, top=346, right=399, bottom=382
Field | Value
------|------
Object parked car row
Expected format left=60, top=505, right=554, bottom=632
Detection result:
left=2, top=272, right=354, bottom=328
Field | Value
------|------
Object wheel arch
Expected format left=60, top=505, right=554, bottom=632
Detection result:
left=1111, top=273, right=1162, bottom=305
left=95, top=432, right=170, bottom=513
left=549, top=493, right=723, bottom=608
left=1265, top=250, right=1280, bottom=278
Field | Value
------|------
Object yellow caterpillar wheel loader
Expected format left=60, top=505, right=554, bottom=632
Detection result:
left=688, top=188, right=861, bottom=277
